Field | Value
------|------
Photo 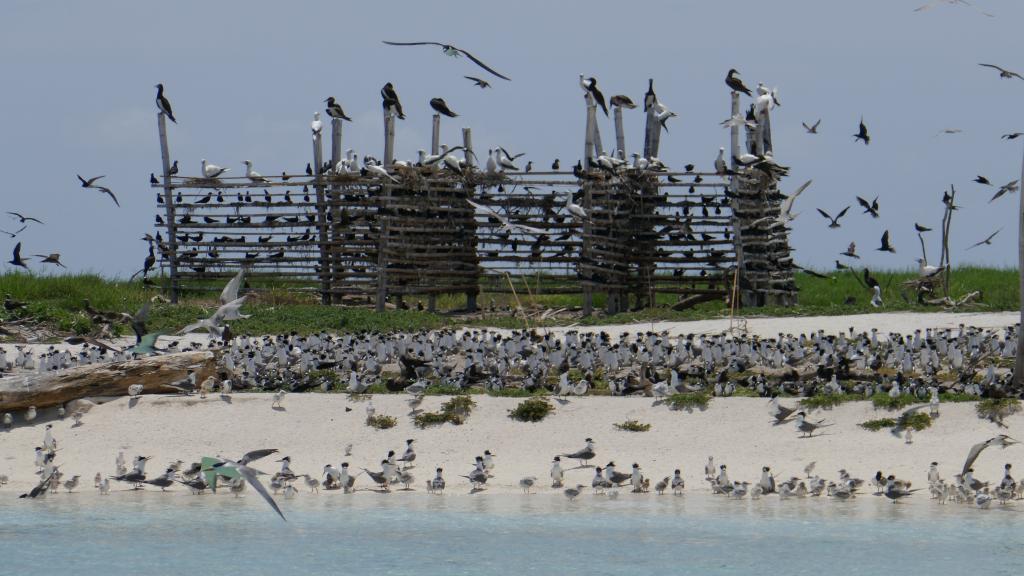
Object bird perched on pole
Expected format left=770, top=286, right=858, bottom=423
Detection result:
left=429, top=97, right=458, bottom=118
left=154, top=84, right=176, bottom=123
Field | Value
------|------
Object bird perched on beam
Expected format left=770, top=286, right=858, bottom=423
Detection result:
left=725, top=69, right=752, bottom=96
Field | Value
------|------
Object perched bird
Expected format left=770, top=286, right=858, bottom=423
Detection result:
left=877, top=230, right=896, bottom=253
left=816, top=206, right=849, bottom=228
left=610, top=94, right=637, bottom=109
left=429, top=97, right=458, bottom=118
left=967, top=229, right=1001, bottom=250
left=243, top=160, right=268, bottom=183
left=802, top=119, right=821, bottom=134
left=579, top=75, right=608, bottom=116
left=201, top=159, right=230, bottom=179
left=380, top=82, right=405, bottom=119
left=324, top=97, right=352, bottom=121
left=978, top=63, right=1024, bottom=81
left=155, top=84, right=176, bottom=123
left=914, top=223, right=932, bottom=233
left=464, top=76, right=491, bottom=89
left=725, top=69, right=752, bottom=96
left=853, top=117, right=870, bottom=145
left=382, top=41, right=511, bottom=81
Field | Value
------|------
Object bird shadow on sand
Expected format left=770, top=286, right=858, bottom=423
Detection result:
left=271, top=406, right=286, bottom=412
left=798, top=432, right=834, bottom=439
left=568, top=464, right=595, bottom=471
left=71, top=421, right=84, bottom=428
left=128, top=397, right=140, bottom=409
left=219, top=395, right=232, bottom=404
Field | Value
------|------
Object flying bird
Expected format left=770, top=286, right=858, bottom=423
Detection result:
left=324, top=96, right=352, bottom=121
left=840, top=242, right=860, bottom=259
left=856, top=196, right=879, bottom=218
left=33, top=253, right=66, bottom=268
left=853, top=117, right=870, bottom=145
left=8, top=242, right=29, bottom=270
left=725, top=69, right=752, bottom=96
left=210, top=458, right=286, bottom=521
left=961, top=436, right=1018, bottom=476
left=1002, top=132, right=1023, bottom=140
left=989, top=180, right=1019, bottom=203
left=974, top=175, right=992, bottom=186
left=802, top=119, right=821, bottom=134
left=154, top=84, right=176, bottom=123
left=429, top=97, right=458, bottom=118
left=877, top=230, right=896, bottom=253
left=816, top=206, right=849, bottom=228
left=381, top=41, right=510, bottom=81
left=6, top=212, right=42, bottom=225
left=0, top=226, right=26, bottom=238
left=915, top=1, right=993, bottom=17
left=978, top=63, right=1023, bottom=80
left=464, top=76, right=491, bottom=89
left=966, top=228, right=1000, bottom=250
left=380, top=82, right=405, bottom=120
left=76, top=175, right=119, bottom=206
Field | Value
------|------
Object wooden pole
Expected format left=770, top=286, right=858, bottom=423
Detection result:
left=761, top=108, right=773, bottom=156
left=643, top=105, right=656, bottom=159
left=377, top=110, right=393, bottom=311
left=384, top=111, right=395, bottom=166
left=942, top=186, right=954, bottom=296
left=582, top=181, right=593, bottom=317
left=1016, top=142, right=1024, bottom=387
left=156, top=112, right=180, bottom=303
left=431, top=114, right=441, bottom=155
left=613, top=105, right=626, bottom=160
left=592, top=110, right=604, bottom=158
left=312, top=122, right=330, bottom=304
left=328, top=118, right=343, bottom=303
left=581, top=96, right=597, bottom=315
left=463, top=127, right=478, bottom=312
left=584, top=94, right=596, bottom=169
left=727, top=92, right=746, bottom=306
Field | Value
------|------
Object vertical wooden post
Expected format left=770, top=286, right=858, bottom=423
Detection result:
left=582, top=182, right=593, bottom=317
left=761, top=108, right=773, bottom=156
left=462, top=127, right=478, bottom=313
left=584, top=94, right=596, bottom=169
left=377, top=111, right=393, bottom=311
left=384, top=112, right=396, bottom=167
left=649, top=111, right=662, bottom=159
left=613, top=105, right=626, bottom=160
left=1016, top=142, right=1024, bottom=387
left=312, top=122, right=330, bottom=304
left=643, top=105, right=656, bottom=159
left=328, top=118, right=343, bottom=303
left=729, top=93, right=742, bottom=162
left=331, top=118, right=342, bottom=168
left=156, top=112, right=179, bottom=303
left=727, top=92, right=747, bottom=307
left=431, top=114, right=441, bottom=155
left=592, top=112, right=604, bottom=157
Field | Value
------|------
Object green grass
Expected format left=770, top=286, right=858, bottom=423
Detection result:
left=366, top=414, right=397, bottom=429
left=508, top=398, right=553, bottom=422
left=614, top=419, right=652, bottom=432
left=871, top=393, right=920, bottom=411
left=1, top=267, right=1017, bottom=337
left=665, top=392, right=711, bottom=412
left=976, top=398, right=1021, bottom=421
left=859, top=412, right=932, bottom=432
left=799, top=393, right=861, bottom=410
left=939, top=392, right=977, bottom=403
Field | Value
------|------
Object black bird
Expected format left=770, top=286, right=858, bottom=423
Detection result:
left=381, top=82, right=405, bottom=119
left=725, top=69, right=752, bottom=96
left=429, top=97, right=458, bottom=117
left=967, top=228, right=1001, bottom=250
left=155, top=84, right=176, bottom=123
left=610, top=94, right=637, bottom=109
left=0, top=225, right=26, bottom=238
left=551, top=159, right=560, bottom=170
left=305, top=163, right=313, bottom=176
left=864, top=268, right=880, bottom=290
left=914, top=223, right=932, bottom=233
left=877, top=230, right=896, bottom=253
left=835, top=260, right=849, bottom=270
left=382, top=41, right=511, bottom=80
left=77, top=174, right=119, bottom=206
left=8, top=242, right=29, bottom=270
left=168, top=160, right=179, bottom=176
left=1002, top=132, right=1023, bottom=140
left=856, top=195, right=879, bottom=218
left=324, top=96, right=352, bottom=121
left=853, top=117, right=870, bottom=145
left=816, top=206, right=849, bottom=228
left=978, top=63, right=1024, bottom=81
left=464, top=76, right=491, bottom=89
left=802, top=119, right=821, bottom=134
left=974, top=175, right=992, bottom=186
left=579, top=76, right=608, bottom=116
left=643, top=78, right=657, bottom=111
left=6, top=211, right=43, bottom=225
left=150, top=173, right=159, bottom=185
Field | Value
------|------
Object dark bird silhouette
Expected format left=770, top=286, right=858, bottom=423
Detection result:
left=853, top=117, right=870, bottom=144
left=8, top=242, right=29, bottom=270
left=978, top=63, right=1024, bottom=81
left=816, top=206, right=849, bottom=228
left=168, top=160, right=179, bottom=176
left=864, top=268, right=880, bottom=289
left=877, top=230, right=896, bottom=253
left=989, top=180, right=1019, bottom=203
left=33, top=253, right=66, bottom=268
left=841, top=242, right=860, bottom=259
left=802, top=119, right=821, bottom=134
left=380, top=82, right=405, bottom=119
left=644, top=79, right=657, bottom=112
left=464, top=76, right=491, bottom=89
left=155, top=84, right=176, bottom=123
left=150, top=173, right=159, bottom=185
left=856, top=195, right=879, bottom=218
left=610, top=94, right=637, bottom=109
left=1002, top=132, right=1023, bottom=140
left=580, top=76, right=608, bottom=116
left=324, top=96, right=352, bottom=121
left=966, top=228, right=1001, bottom=250
left=382, top=41, right=511, bottom=80
left=914, top=223, right=932, bottom=233
left=725, top=69, right=752, bottom=96
left=77, top=174, right=119, bottom=206
left=974, top=175, right=992, bottom=186
left=429, top=97, right=458, bottom=117
left=6, top=212, right=43, bottom=225
left=0, top=225, right=26, bottom=238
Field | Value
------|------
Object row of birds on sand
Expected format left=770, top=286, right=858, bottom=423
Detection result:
left=13, top=421, right=1021, bottom=521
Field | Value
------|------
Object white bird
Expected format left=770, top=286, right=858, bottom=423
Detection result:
left=550, top=456, right=564, bottom=488
left=714, top=147, right=728, bottom=175
left=916, top=258, right=942, bottom=278
left=210, top=458, right=286, bottom=521
left=364, top=162, right=400, bottom=183
left=201, top=159, right=230, bottom=179
left=466, top=199, right=544, bottom=235
left=752, top=180, right=812, bottom=228
left=220, top=268, right=246, bottom=305
left=311, top=112, right=323, bottom=138
left=243, top=160, right=268, bottom=183
left=870, top=285, right=883, bottom=308
left=25, top=406, right=36, bottom=423
left=127, top=383, right=144, bottom=398
left=176, top=296, right=250, bottom=336
left=562, top=192, right=588, bottom=220
left=272, top=390, right=286, bottom=409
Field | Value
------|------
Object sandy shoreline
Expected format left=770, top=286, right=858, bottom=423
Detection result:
left=1, top=394, right=1020, bottom=497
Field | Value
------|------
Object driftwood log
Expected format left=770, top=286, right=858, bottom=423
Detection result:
left=0, top=351, right=217, bottom=412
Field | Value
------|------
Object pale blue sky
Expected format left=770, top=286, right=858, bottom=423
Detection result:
left=1, top=0, right=1021, bottom=277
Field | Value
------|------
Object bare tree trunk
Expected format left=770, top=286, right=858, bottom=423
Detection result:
left=1016, top=143, right=1024, bottom=387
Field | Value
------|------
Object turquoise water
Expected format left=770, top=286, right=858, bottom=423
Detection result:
left=2, top=493, right=1023, bottom=575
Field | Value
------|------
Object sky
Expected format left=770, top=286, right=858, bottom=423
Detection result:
left=1, top=0, right=1022, bottom=277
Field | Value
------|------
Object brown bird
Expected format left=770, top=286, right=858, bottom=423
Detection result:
left=978, top=63, right=1024, bottom=81
left=966, top=228, right=1000, bottom=250
left=33, top=253, right=66, bottom=268
left=77, top=174, right=120, bottom=207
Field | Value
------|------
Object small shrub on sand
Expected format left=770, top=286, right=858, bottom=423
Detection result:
left=799, top=394, right=860, bottom=410
left=366, top=414, right=397, bottom=430
left=614, top=420, right=651, bottom=432
left=666, top=392, right=711, bottom=412
left=509, top=398, right=553, bottom=422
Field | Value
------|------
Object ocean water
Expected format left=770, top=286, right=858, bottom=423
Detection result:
left=2, top=492, right=1022, bottom=575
